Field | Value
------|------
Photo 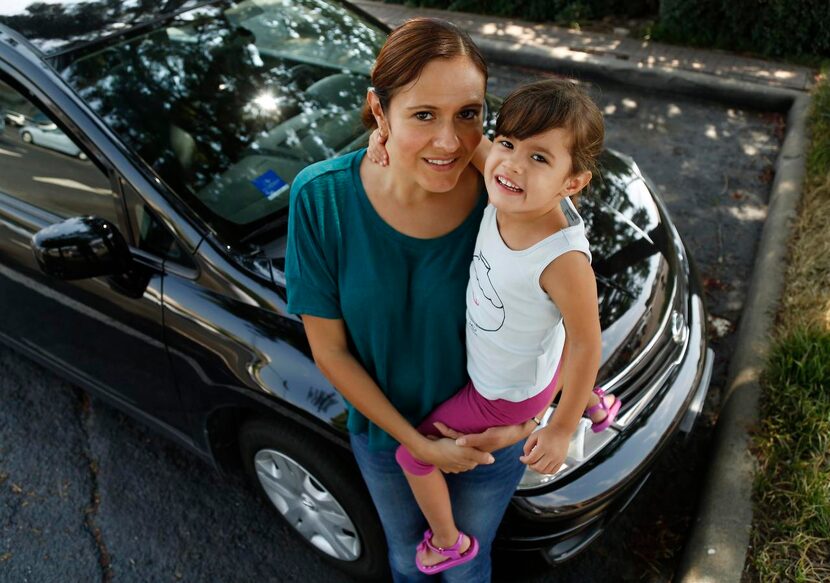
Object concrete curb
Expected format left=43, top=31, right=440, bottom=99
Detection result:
left=475, top=36, right=811, bottom=583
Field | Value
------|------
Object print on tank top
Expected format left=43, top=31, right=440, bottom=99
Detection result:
left=468, top=252, right=505, bottom=332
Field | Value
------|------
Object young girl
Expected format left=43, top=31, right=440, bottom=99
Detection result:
left=370, top=78, right=621, bottom=574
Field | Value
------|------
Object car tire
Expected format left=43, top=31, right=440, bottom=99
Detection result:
left=21, top=131, right=32, bottom=143
left=239, top=418, right=388, bottom=581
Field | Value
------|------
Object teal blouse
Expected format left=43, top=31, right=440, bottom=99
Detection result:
left=285, top=149, right=486, bottom=451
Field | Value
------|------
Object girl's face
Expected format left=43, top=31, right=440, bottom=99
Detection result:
left=372, top=56, right=486, bottom=194
left=484, top=126, right=591, bottom=217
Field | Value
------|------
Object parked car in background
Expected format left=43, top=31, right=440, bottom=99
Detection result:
left=4, top=108, right=26, bottom=126
left=0, top=1, right=712, bottom=580
left=19, top=113, right=87, bottom=159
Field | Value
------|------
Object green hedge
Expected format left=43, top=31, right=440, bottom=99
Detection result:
left=653, top=0, right=829, bottom=59
left=383, top=0, right=657, bottom=23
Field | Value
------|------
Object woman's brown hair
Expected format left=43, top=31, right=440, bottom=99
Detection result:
left=361, top=18, right=488, bottom=129
left=495, top=79, right=604, bottom=177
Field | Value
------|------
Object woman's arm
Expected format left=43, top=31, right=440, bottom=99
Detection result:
left=519, top=252, right=601, bottom=474
left=303, top=315, right=494, bottom=472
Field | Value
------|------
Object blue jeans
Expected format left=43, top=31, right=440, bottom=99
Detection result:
left=350, top=432, right=526, bottom=582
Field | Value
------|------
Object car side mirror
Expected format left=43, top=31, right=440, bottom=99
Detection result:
left=31, top=216, right=131, bottom=280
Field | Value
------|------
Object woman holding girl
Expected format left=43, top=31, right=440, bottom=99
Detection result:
left=285, top=16, right=614, bottom=581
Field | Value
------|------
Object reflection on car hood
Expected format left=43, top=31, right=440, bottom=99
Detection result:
left=579, top=149, right=676, bottom=384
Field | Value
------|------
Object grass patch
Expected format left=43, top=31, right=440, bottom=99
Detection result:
left=750, top=66, right=830, bottom=582
left=776, top=67, right=830, bottom=335
left=752, top=329, right=830, bottom=581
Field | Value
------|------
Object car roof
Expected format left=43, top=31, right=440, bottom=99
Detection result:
left=0, top=0, right=206, bottom=57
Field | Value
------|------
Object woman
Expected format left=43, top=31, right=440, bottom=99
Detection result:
left=285, top=18, right=539, bottom=581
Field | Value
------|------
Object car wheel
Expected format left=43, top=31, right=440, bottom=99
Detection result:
left=21, top=131, right=32, bottom=143
left=239, top=418, right=388, bottom=581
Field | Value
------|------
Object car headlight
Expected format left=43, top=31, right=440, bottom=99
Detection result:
left=517, top=406, right=619, bottom=490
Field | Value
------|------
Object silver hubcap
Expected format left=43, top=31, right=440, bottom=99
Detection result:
left=254, top=449, right=361, bottom=562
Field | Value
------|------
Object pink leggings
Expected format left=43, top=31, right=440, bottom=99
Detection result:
left=395, top=363, right=562, bottom=476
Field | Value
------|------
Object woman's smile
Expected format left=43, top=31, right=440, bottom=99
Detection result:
left=423, top=157, right=459, bottom=172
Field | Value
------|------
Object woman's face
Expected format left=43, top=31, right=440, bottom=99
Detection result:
left=377, top=56, right=486, bottom=194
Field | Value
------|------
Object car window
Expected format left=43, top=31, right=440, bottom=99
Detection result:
left=60, top=0, right=386, bottom=240
left=120, top=179, right=189, bottom=265
left=134, top=203, right=189, bottom=264
left=0, top=77, right=119, bottom=225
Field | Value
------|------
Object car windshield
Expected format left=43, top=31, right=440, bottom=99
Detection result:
left=60, top=0, right=385, bottom=239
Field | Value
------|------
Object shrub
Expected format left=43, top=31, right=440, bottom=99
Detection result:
left=383, top=0, right=658, bottom=23
left=655, top=0, right=830, bottom=59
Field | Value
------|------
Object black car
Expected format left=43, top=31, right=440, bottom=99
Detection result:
left=0, top=1, right=713, bottom=580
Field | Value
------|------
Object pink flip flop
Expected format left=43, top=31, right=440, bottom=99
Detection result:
left=415, top=529, right=479, bottom=575
left=585, top=386, right=622, bottom=433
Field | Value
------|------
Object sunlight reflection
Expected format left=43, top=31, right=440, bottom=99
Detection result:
left=0, top=147, right=22, bottom=158
left=772, top=70, right=796, bottom=80
left=726, top=204, right=767, bottom=222
left=253, top=91, right=281, bottom=112
left=32, top=176, right=110, bottom=195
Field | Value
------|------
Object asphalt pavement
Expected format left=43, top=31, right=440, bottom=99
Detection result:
left=0, top=62, right=785, bottom=582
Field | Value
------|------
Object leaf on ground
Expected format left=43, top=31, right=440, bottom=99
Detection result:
left=704, top=277, right=729, bottom=291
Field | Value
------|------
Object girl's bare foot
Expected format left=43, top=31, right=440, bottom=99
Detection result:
left=417, top=531, right=471, bottom=567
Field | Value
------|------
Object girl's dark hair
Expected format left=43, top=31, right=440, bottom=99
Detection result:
left=361, top=18, right=488, bottom=129
left=496, top=79, right=604, bottom=176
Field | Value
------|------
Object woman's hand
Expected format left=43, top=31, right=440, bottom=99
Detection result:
left=432, top=420, right=536, bottom=454
left=414, top=436, right=494, bottom=474
left=366, top=128, right=389, bottom=166
left=519, top=425, right=570, bottom=475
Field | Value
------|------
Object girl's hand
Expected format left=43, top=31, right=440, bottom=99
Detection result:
left=366, top=128, right=388, bottom=166
left=433, top=420, right=536, bottom=454
left=519, top=426, right=570, bottom=475
left=415, top=436, right=494, bottom=474
left=471, top=133, right=492, bottom=174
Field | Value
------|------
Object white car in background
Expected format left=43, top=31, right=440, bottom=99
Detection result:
left=19, top=115, right=87, bottom=159
left=4, top=109, right=26, bottom=126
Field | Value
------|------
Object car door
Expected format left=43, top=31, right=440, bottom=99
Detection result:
left=0, top=71, right=183, bottom=430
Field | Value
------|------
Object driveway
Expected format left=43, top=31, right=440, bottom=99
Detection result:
left=0, top=66, right=782, bottom=582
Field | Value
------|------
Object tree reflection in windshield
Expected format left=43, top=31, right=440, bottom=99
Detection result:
left=60, top=0, right=384, bottom=235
